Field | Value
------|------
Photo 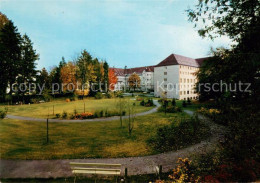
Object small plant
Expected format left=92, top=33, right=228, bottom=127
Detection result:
left=55, top=113, right=61, bottom=118
left=95, top=92, right=103, bottom=99
left=69, top=114, right=75, bottom=119
left=0, top=107, right=8, bottom=119
left=140, top=99, right=145, bottom=106
left=187, top=98, right=192, bottom=105
left=182, top=100, right=187, bottom=107
left=62, top=111, right=68, bottom=119
left=171, top=98, right=176, bottom=106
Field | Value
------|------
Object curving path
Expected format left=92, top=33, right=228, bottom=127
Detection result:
left=0, top=110, right=226, bottom=179
left=6, top=100, right=161, bottom=122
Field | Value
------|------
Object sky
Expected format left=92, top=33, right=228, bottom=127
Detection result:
left=1, top=0, right=231, bottom=70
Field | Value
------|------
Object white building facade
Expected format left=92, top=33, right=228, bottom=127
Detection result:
left=113, top=53, right=208, bottom=100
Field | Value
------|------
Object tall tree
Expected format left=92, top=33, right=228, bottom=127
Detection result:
left=18, top=34, right=39, bottom=99
left=108, top=68, right=118, bottom=90
left=0, top=20, right=22, bottom=101
left=76, top=50, right=94, bottom=95
left=103, top=61, right=109, bottom=92
left=188, top=0, right=260, bottom=103
left=60, top=62, right=77, bottom=92
left=128, top=73, right=141, bottom=91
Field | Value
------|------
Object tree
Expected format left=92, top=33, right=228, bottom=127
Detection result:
left=108, top=68, right=118, bottom=91
left=116, top=96, right=126, bottom=128
left=187, top=0, right=260, bottom=41
left=76, top=50, right=96, bottom=95
left=37, top=68, right=49, bottom=92
left=60, top=62, right=77, bottom=92
left=0, top=12, right=9, bottom=30
left=128, top=73, right=141, bottom=91
left=103, top=61, right=109, bottom=92
left=126, top=99, right=136, bottom=135
left=18, top=34, right=39, bottom=100
left=50, top=57, right=66, bottom=93
left=188, top=0, right=260, bottom=103
left=0, top=20, right=22, bottom=101
left=95, top=60, right=104, bottom=91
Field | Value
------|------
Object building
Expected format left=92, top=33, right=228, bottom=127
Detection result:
left=113, top=53, right=208, bottom=99
left=113, top=66, right=155, bottom=91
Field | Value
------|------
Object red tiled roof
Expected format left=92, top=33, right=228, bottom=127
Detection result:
left=113, top=66, right=155, bottom=76
left=155, top=53, right=210, bottom=68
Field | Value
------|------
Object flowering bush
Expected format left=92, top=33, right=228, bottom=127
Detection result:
left=169, top=158, right=200, bottom=183
left=76, top=112, right=94, bottom=119
left=197, top=107, right=220, bottom=115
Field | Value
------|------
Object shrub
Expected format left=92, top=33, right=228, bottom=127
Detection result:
left=182, top=100, right=187, bottom=107
left=169, top=158, right=200, bottom=182
left=55, top=113, right=61, bottom=118
left=147, top=116, right=210, bottom=152
left=69, top=114, right=75, bottom=119
left=171, top=98, right=176, bottom=106
left=65, top=98, right=70, bottom=102
left=62, top=111, right=68, bottom=119
left=106, top=91, right=115, bottom=98
left=187, top=98, right=192, bottom=105
left=140, top=99, right=145, bottom=106
left=80, top=112, right=94, bottom=119
left=0, top=108, right=7, bottom=119
left=146, top=98, right=154, bottom=106
left=30, top=98, right=40, bottom=104
left=158, top=106, right=182, bottom=113
left=95, top=92, right=103, bottom=99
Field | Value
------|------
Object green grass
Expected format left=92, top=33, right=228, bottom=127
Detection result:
left=1, top=97, right=153, bottom=118
left=0, top=111, right=189, bottom=160
left=175, top=100, right=208, bottom=111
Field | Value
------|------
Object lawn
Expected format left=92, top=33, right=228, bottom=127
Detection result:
left=1, top=97, right=153, bottom=118
left=0, top=111, right=189, bottom=160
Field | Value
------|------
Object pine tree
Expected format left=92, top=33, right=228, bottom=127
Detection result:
left=0, top=21, right=22, bottom=101
left=103, top=61, right=109, bottom=92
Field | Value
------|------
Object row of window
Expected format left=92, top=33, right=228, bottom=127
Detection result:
left=180, top=65, right=199, bottom=71
left=180, top=78, right=196, bottom=83
left=180, top=90, right=196, bottom=95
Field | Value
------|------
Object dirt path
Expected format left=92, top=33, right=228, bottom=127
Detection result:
left=0, top=110, right=225, bottom=179
left=5, top=100, right=160, bottom=123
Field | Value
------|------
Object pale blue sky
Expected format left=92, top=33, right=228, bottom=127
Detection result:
left=1, top=0, right=231, bottom=70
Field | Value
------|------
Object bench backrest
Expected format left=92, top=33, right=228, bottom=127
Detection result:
left=70, top=162, right=122, bottom=176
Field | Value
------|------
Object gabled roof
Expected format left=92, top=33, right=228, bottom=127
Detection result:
left=113, top=66, right=155, bottom=76
left=155, top=53, right=210, bottom=68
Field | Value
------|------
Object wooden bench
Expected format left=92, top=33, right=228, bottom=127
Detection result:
left=70, top=162, right=122, bottom=182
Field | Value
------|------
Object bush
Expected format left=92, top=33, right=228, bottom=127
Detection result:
left=0, top=108, right=8, bottom=119
left=147, top=115, right=210, bottom=152
left=66, top=98, right=70, bottom=102
left=43, top=93, right=52, bottom=102
left=30, top=98, right=40, bottom=104
left=182, top=100, right=187, bottom=107
left=158, top=106, right=182, bottom=113
left=95, top=92, right=103, bottom=99
left=187, top=98, right=192, bottom=105
left=62, top=111, right=68, bottom=119
left=80, top=112, right=94, bottom=119
left=106, top=91, right=115, bottom=98
left=140, top=99, right=145, bottom=106
left=55, top=113, right=61, bottom=118
left=171, top=98, right=176, bottom=106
